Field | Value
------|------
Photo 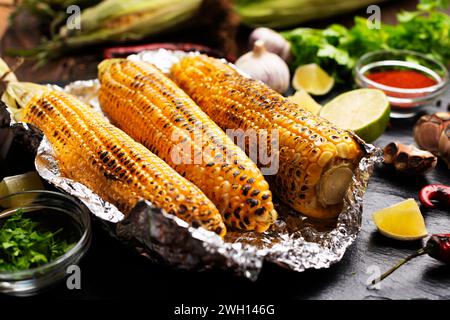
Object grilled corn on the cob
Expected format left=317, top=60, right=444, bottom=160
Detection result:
left=171, top=55, right=363, bottom=219
left=98, top=59, right=277, bottom=232
left=2, top=80, right=226, bottom=237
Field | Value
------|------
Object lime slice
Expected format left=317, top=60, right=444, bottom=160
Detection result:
left=319, top=89, right=390, bottom=142
left=0, top=172, right=44, bottom=207
left=287, top=89, right=322, bottom=115
left=372, top=199, right=428, bottom=241
left=0, top=172, right=44, bottom=197
left=292, top=63, right=334, bottom=95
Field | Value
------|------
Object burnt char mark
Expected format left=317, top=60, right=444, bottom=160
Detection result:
left=233, top=207, right=241, bottom=219
left=255, top=207, right=266, bottom=215
left=261, top=193, right=270, bottom=200
left=242, top=184, right=251, bottom=196
left=103, top=170, right=119, bottom=181
left=246, top=198, right=259, bottom=208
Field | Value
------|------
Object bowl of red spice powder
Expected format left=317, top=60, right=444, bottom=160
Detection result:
left=355, top=50, right=448, bottom=118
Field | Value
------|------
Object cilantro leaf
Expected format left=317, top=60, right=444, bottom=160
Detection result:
left=0, top=209, right=75, bottom=272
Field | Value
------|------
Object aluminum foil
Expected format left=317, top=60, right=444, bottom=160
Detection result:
left=13, top=49, right=383, bottom=280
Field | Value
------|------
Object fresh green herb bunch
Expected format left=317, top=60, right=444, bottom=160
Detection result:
left=0, top=209, right=74, bottom=272
left=282, top=0, right=450, bottom=84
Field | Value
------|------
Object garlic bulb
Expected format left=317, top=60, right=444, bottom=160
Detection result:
left=235, top=40, right=290, bottom=93
left=249, top=27, right=292, bottom=62
left=414, top=112, right=450, bottom=168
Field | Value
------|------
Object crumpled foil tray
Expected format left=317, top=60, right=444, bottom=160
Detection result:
left=9, top=49, right=383, bottom=280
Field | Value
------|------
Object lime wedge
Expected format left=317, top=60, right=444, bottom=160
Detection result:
left=0, top=172, right=44, bottom=207
left=0, top=172, right=44, bottom=197
left=319, top=89, right=390, bottom=142
left=287, top=89, right=322, bottom=115
left=292, top=63, right=334, bottom=95
left=372, top=199, right=428, bottom=241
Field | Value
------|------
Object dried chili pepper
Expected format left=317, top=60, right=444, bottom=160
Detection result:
left=372, top=234, right=450, bottom=285
left=419, top=184, right=450, bottom=209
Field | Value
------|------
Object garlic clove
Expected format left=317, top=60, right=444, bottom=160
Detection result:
left=235, top=40, right=290, bottom=94
left=249, top=27, right=292, bottom=62
left=414, top=112, right=450, bottom=168
left=414, top=112, right=450, bottom=154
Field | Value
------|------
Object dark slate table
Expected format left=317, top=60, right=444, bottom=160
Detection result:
left=1, top=0, right=450, bottom=302
left=1, top=92, right=448, bottom=302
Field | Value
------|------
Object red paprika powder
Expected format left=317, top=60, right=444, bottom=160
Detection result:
left=366, top=70, right=437, bottom=89
left=365, top=70, right=438, bottom=107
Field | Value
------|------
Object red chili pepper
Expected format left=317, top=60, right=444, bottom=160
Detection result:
left=419, top=184, right=450, bottom=209
left=372, top=234, right=450, bottom=285
left=428, top=234, right=450, bottom=263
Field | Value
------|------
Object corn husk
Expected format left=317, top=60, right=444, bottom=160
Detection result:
left=8, top=0, right=203, bottom=65
left=62, top=0, right=202, bottom=37
left=235, top=0, right=386, bottom=29
left=0, top=58, right=48, bottom=120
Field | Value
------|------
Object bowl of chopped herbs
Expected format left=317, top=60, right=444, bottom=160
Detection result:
left=0, top=191, right=91, bottom=296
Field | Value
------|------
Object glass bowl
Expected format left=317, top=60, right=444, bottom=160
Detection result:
left=0, top=190, right=91, bottom=296
left=354, top=50, right=449, bottom=118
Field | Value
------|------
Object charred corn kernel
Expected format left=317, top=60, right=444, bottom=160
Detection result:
left=171, top=55, right=364, bottom=219
left=5, top=82, right=225, bottom=237
left=98, top=59, right=277, bottom=232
